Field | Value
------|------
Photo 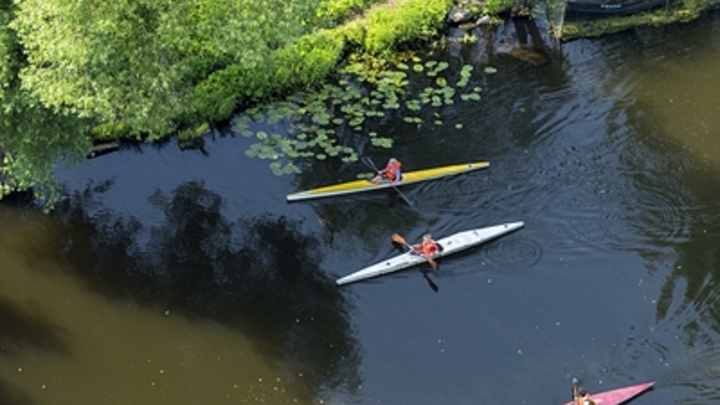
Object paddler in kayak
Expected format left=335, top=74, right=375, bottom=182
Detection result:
left=412, top=233, right=443, bottom=257
left=572, top=379, right=597, bottom=405
left=574, top=389, right=596, bottom=405
left=371, top=157, right=402, bottom=184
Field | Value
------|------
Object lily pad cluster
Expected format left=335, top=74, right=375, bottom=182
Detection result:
left=233, top=56, right=496, bottom=176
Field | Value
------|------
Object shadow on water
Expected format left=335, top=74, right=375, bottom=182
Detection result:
left=0, top=296, right=71, bottom=357
left=0, top=379, right=33, bottom=405
left=0, top=296, right=71, bottom=405
left=0, top=208, right=72, bottom=405
left=52, top=179, right=361, bottom=393
left=655, top=222, right=720, bottom=339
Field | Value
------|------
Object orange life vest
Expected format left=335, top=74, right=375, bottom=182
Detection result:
left=383, top=160, right=402, bottom=181
left=420, top=239, right=438, bottom=256
left=575, top=396, right=595, bottom=405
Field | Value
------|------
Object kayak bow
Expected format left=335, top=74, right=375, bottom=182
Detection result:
left=287, top=161, right=489, bottom=202
left=336, top=221, right=524, bottom=286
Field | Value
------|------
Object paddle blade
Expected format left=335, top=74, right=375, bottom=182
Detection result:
left=427, top=257, right=438, bottom=270
left=392, top=233, right=407, bottom=245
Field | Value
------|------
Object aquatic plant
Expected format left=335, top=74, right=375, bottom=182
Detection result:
left=234, top=54, right=498, bottom=176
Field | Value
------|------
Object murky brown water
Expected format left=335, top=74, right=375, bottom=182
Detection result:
left=631, top=27, right=720, bottom=175
left=0, top=209, right=313, bottom=405
left=2, top=12, right=720, bottom=405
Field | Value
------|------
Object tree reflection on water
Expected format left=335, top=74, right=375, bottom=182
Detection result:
left=55, top=179, right=360, bottom=394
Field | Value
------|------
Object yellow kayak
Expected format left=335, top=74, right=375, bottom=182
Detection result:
left=286, top=161, right=489, bottom=202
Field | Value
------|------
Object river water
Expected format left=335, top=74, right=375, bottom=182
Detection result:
left=2, top=11, right=720, bottom=405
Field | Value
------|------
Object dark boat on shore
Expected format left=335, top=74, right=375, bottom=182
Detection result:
left=565, top=0, right=667, bottom=15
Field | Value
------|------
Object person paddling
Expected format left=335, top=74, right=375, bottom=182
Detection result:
left=574, top=388, right=596, bottom=405
left=372, top=157, right=402, bottom=184
left=572, top=379, right=597, bottom=405
left=412, top=233, right=443, bottom=257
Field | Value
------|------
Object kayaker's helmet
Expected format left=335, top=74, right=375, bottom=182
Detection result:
left=389, top=157, right=397, bottom=163
left=578, top=389, right=588, bottom=397
left=423, top=233, right=432, bottom=240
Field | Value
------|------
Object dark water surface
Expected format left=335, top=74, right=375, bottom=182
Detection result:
left=2, top=12, right=720, bottom=405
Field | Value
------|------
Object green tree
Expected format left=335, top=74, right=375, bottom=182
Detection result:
left=1, top=3, right=91, bottom=205
left=2, top=0, right=329, bottom=204
left=10, top=0, right=325, bottom=140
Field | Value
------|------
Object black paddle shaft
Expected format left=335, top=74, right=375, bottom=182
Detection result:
left=362, top=157, right=414, bottom=207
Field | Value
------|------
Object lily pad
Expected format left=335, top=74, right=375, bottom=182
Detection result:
left=270, top=161, right=283, bottom=176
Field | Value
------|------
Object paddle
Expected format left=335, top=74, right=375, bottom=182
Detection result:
left=572, top=378, right=578, bottom=402
left=362, top=156, right=413, bottom=207
left=392, top=233, right=438, bottom=270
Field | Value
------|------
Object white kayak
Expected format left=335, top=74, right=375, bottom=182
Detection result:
left=336, top=221, right=525, bottom=286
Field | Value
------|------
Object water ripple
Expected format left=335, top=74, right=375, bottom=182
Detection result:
left=481, top=236, right=543, bottom=270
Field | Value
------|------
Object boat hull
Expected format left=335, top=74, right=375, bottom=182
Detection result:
left=287, top=161, right=489, bottom=202
left=336, top=221, right=524, bottom=285
left=561, top=382, right=655, bottom=405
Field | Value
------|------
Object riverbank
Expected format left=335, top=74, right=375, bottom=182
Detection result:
left=0, top=0, right=715, bottom=207
left=549, top=0, right=720, bottom=40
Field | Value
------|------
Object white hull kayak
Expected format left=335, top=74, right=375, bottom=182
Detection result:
left=336, top=221, right=525, bottom=286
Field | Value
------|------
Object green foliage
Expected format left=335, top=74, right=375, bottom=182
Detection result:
left=0, top=2, right=91, bottom=206
left=190, top=64, right=267, bottom=124
left=483, top=0, right=515, bottom=14
left=341, top=20, right=367, bottom=48
left=2, top=0, right=492, bottom=202
left=364, top=0, right=453, bottom=54
left=177, top=122, right=210, bottom=150
left=316, top=0, right=388, bottom=23
left=0, top=6, right=18, bottom=101
left=0, top=89, right=92, bottom=207
left=12, top=0, right=187, bottom=140
left=271, top=29, right=347, bottom=94
left=191, top=29, right=345, bottom=123
left=10, top=0, right=328, bottom=141
left=316, top=0, right=367, bottom=21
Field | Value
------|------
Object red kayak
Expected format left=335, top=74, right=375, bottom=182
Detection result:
left=561, top=382, right=655, bottom=405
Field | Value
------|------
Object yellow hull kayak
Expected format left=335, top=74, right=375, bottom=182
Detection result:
left=287, top=161, right=489, bottom=202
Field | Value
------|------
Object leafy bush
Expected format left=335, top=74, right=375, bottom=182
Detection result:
left=364, top=0, right=453, bottom=54
left=341, top=20, right=367, bottom=47
left=316, top=0, right=387, bottom=22
left=191, top=29, right=345, bottom=123
left=317, top=0, right=367, bottom=21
